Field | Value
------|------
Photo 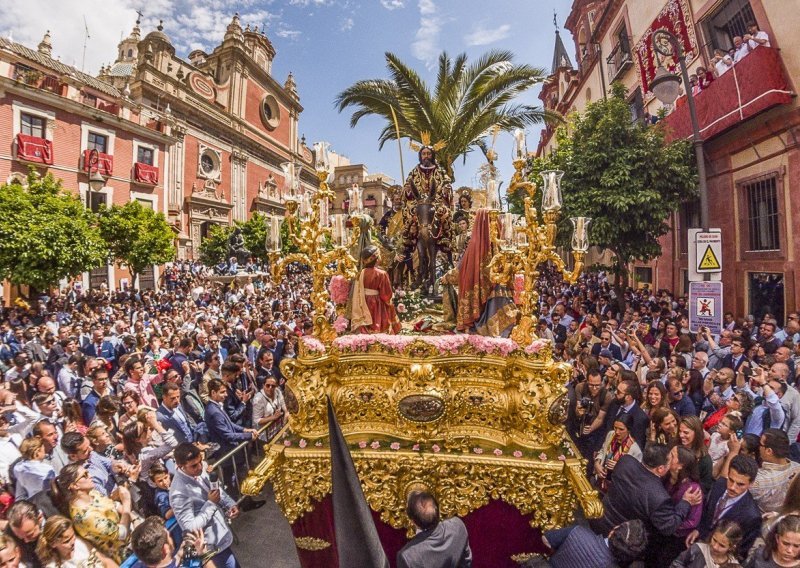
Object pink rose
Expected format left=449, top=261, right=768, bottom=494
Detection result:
left=333, top=316, right=349, bottom=333
left=358, top=441, right=367, bottom=449
left=513, top=451, right=523, bottom=458
left=412, top=444, right=420, bottom=451
left=284, top=440, right=292, bottom=447
left=432, top=444, right=441, bottom=453
left=539, top=453, right=548, bottom=461
left=299, top=439, right=307, bottom=448
left=493, top=449, right=503, bottom=456
left=390, top=442, right=400, bottom=450
left=396, top=303, right=407, bottom=314
left=370, top=441, right=381, bottom=449
left=473, top=447, right=484, bottom=455
left=558, top=455, right=566, bottom=461
left=314, top=441, right=323, bottom=447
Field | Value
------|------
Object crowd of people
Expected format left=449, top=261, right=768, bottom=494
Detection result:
left=0, top=261, right=306, bottom=567
left=0, top=253, right=798, bottom=567
left=533, top=268, right=800, bottom=567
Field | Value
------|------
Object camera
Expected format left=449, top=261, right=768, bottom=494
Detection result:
left=578, top=396, right=594, bottom=411
left=742, top=366, right=752, bottom=378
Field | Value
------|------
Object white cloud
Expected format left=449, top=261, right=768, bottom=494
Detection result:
left=340, top=17, right=354, bottom=32
left=276, top=28, right=302, bottom=40
left=288, top=0, right=331, bottom=6
left=411, top=0, right=440, bottom=69
left=380, top=0, right=405, bottom=9
left=464, top=23, right=511, bottom=46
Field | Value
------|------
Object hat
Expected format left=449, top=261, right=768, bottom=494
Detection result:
left=599, top=348, right=614, bottom=359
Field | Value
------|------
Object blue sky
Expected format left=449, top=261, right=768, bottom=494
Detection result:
left=2, top=0, right=575, bottom=186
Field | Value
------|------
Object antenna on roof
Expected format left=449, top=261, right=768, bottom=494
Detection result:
left=81, top=15, right=90, bottom=72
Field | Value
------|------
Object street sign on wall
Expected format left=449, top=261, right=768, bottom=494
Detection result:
left=689, top=280, right=723, bottom=335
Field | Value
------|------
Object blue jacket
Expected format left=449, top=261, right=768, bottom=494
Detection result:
left=204, top=401, right=251, bottom=455
left=156, top=403, right=196, bottom=444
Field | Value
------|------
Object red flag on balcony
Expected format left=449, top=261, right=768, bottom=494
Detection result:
left=83, top=150, right=113, bottom=176
left=134, top=162, right=159, bottom=185
left=16, top=133, right=53, bottom=165
left=633, top=0, right=698, bottom=94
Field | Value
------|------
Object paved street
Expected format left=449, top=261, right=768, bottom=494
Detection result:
left=232, top=485, right=302, bottom=568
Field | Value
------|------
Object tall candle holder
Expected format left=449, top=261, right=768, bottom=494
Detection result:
left=271, top=150, right=360, bottom=344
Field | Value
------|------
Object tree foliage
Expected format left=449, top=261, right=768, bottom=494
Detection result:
left=511, top=83, right=697, bottom=286
left=198, top=224, right=233, bottom=267
left=0, top=169, right=107, bottom=290
left=336, top=50, right=555, bottom=179
left=97, top=200, right=175, bottom=286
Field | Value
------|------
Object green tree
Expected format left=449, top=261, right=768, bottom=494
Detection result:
left=336, top=50, right=553, bottom=178
left=0, top=169, right=107, bottom=290
left=198, top=224, right=234, bottom=267
left=98, top=200, right=175, bottom=288
left=512, top=83, right=697, bottom=299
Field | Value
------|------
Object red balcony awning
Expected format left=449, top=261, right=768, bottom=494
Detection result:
left=83, top=149, right=113, bottom=176
left=16, top=133, right=53, bottom=165
left=134, top=162, right=159, bottom=185
left=661, top=47, right=794, bottom=142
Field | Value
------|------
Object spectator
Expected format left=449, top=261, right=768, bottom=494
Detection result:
left=660, top=446, right=703, bottom=567
left=6, top=500, right=46, bottom=567
left=604, top=379, right=649, bottom=450
left=122, top=358, right=162, bottom=410
left=86, top=424, right=123, bottom=461
left=33, top=420, right=68, bottom=474
left=80, top=368, right=110, bottom=426
left=590, top=443, right=702, bottom=546
left=593, top=412, right=643, bottom=494
left=568, top=369, right=612, bottom=470
left=397, top=490, right=471, bottom=568
left=118, top=391, right=141, bottom=433
left=686, top=455, right=762, bottom=558
left=709, top=414, right=744, bottom=478
left=60, top=432, right=122, bottom=497
left=155, top=382, right=196, bottom=445
left=670, top=519, right=742, bottom=568
left=742, top=369, right=785, bottom=436
left=541, top=519, right=648, bottom=568
left=733, top=36, right=750, bottom=63
left=130, top=516, right=203, bottom=568
left=170, top=443, right=241, bottom=568
left=35, top=514, right=117, bottom=568
left=0, top=531, right=26, bottom=568
left=13, top=437, right=55, bottom=500
left=148, top=463, right=173, bottom=521
left=120, top=408, right=177, bottom=483
left=643, top=380, right=670, bottom=418
left=251, top=376, right=286, bottom=442
left=650, top=407, right=681, bottom=447
left=679, top=416, right=714, bottom=494
left=668, top=377, right=697, bottom=417
left=746, top=514, right=800, bottom=568
left=748, top=429, right=800, bottom=514
left=52, top=464, right=132, bottom=564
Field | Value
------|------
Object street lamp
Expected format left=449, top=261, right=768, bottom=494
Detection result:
left=86, top=148, right=106, bottom=209
left=650, top=29, right=710, bottom=247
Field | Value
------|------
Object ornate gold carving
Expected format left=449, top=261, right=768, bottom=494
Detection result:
left=294, top=536, right=331, bottom=551
left=398, top=395, right=445, bottom=422
left=511, top=552, right=542, bottom=564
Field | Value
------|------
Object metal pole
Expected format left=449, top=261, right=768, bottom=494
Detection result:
left=671, top=33, right=710, bottom=282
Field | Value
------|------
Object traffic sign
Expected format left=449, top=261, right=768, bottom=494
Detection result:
left=689, top=281, right=723, bottom=334
left=695, top=232, right=722, bottom=273
left=688, top=229, right=722, bottom=282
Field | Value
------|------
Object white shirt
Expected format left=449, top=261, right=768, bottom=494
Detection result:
left=748, top=30, right=770, bottom=50
left=734, top=42, right=750, bottom=63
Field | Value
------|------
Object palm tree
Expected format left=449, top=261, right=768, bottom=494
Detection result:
left=335, top=50, right=554, bottom=179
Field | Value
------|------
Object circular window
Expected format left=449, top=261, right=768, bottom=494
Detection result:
left=198, top=148, right=221, bottom=179
left=260, top=94, right=281, bottom=130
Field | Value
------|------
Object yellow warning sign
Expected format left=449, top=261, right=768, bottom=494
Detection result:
left=698, top=245, right=721, bottom=271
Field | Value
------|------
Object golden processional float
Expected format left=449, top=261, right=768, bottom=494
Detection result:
left=243, top=134, right=602, bottom=568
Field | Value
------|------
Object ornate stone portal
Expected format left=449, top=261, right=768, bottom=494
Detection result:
left=242, top=335, right=602, bottom=563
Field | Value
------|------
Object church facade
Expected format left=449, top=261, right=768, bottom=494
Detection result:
left=0, top=14, right=316, bottom=290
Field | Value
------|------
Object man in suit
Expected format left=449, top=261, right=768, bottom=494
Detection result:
left=81, top=328, right=116, bottom=361
left=156, top=382, right=196, bottom=444
left=397, top=491, right=471, bottom=568
left=721, top=338, right=749, bottom=373
left=684, top=455, right=761, bottom=558
left=543, top=519, right=648, bottom=568
left=170, top=443, right=241, bottom=568
left=204, top=379, right=264, bottom=510
left=603, top=380, right=649, bottom=450
left=590, top=444, right=702, bottom=539
left=549, top=314, right=568, bottom=345
left=591, top=330, right=622, bottom=361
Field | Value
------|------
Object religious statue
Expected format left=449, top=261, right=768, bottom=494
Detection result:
left=350, top=246, right=401, bottom=334
left=401, top=141, right=453, bottom=295
left=226, top=227, right=252, bottom=269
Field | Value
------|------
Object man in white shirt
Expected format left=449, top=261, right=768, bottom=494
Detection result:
left=733, top=36, right=750, bottom=63
left=745, top=22, right=770, bottom=50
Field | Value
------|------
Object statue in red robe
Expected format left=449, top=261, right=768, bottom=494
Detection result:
left=350, top=246, right=401, bottom=334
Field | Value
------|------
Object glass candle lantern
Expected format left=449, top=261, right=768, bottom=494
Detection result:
left=570, top=217, right=592, bottom=252
left=540, top=170, right=564, bottom=212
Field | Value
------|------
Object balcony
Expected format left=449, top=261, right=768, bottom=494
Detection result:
left=12, top=64, right=64, bottom=95
left=661, top=47, right=794, bottom=142
left=607, top=43, right=633, bottom=82
left=16, top=133, right=53, bottom=165
left=134, top=162, right=159, bottom=185
left=82, top=149, right=113, bottom=176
